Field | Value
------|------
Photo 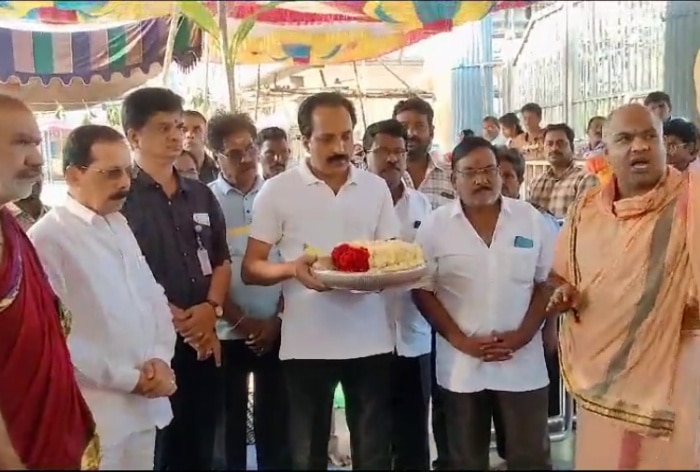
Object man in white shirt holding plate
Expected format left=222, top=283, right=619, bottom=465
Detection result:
left=242, top=92, right=400, bottom=470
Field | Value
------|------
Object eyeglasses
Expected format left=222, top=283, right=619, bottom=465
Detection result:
left=454, top=166, right=499, bottom=179
left=664, top=141, right=688, bottom=152
left=217, top=146, right=259, bottom=163
left=80, top=165, right=133, bottom=180
left=368, top=148, right=408, bottom=160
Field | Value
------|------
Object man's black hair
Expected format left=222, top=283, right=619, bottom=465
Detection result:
left=644, top=91, right=671, bottom=108
left=392, top=96, right=435, bottom=127
left=256, top=126, right=288, bottom=146
left=363, top=119, right=408, bottom=150
left=206, top=112, right=257, bottom=152
left=664, top=118, right=698, bottom=145
left=521, top=102, right=543, bottom=119
left=543, top=123, right=575, bottom=151
left=63, top=125, right=125, bottom=172
left=121, top=87, right=184, bottom=134
left=496, top=146, right=526, bottom=183
left=451, top=136, right=498, bottom=170
left=297, top=92, right=357, bottom=139
left=461, top=129, right=475, bottom=138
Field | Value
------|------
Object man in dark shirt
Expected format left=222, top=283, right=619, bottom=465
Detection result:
left=120, top=87, right=232, bottom=471
left=183, top=110, right=219, bottom=184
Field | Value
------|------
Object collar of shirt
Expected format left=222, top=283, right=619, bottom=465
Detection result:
left=63, top=195, right=125, bottom=227
left=448, top=196, right=513, bottom=219
left=544, top=163, right=579, bottom=181
left=213, top=175, right=264, bottom=196
left=297, top=159, right=360, bottom=187
left=132, top=165, right=193, bottom=197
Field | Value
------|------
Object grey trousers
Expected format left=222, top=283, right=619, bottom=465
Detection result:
left=441, top=386, right=551, bottom=471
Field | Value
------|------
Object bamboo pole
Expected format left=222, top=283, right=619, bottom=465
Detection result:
left=254, top=64, right=261, bottom=121
left=217, top=1, right=236, bottom=111
left=161, top=3, right=181, bottom=87
left=352, top=61, right=367, bottom=130
left=203, top=32, right=211, bottom=114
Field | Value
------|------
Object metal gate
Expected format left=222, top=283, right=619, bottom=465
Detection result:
left=505, top=1, right=666, bottom=139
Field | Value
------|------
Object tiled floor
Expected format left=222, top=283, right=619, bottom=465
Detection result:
left=245, top=408, right=576, bottom=470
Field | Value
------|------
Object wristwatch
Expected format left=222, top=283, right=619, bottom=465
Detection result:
left=206, top=299, right=224, bottom=318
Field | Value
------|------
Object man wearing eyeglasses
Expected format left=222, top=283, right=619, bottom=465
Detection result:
left=207, top=113, right=289, bottom=470
left=364, top=119, right=432, bottom=470
left=663, top=118, right=699, bottom=172
left=412, top=137, right=556, bottom=470
left=28, top=124, right=178, bottom=469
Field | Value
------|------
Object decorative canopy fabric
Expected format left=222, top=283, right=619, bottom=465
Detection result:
left=0, top=1, right=536, bottom=25
left=0, top=17, right=201, bottom=110
left=0, top=1, right=537, bottom=65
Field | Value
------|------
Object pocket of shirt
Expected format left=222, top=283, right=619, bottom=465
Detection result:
left=502, top=248, right=537, bottom=283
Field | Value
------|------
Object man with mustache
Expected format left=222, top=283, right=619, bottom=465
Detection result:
left=0, top=95, right=98, bottom=470
left=183, top=110, right=219, bottom=184
left=28, top=125, right=177, bottom=470
left=365, top=119, right=432, bottom=470
left=120, top=88, right=231, bottom=470
left=528, top=123, right=599, bottom=220
left=258, top=126, right=291, bottom=179
left=243, top=91, right=399, bottom=470
left=412, top=136, right=556, bottom=470
left=548, top=103, right=700, bottom=469
left=207, top=113, right=289, bottom=470
left=393, top=97, right=454, bottom=210
left=392, top=97, right=453, bottom=470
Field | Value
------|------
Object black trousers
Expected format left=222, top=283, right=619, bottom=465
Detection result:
left=390, top=352, right=431, bottom=470
left=442, top=386, right=551, bottom=471
left=219, top=339, right=290, bottom=470
left=155, top=338, right=221, bottom=470
left=283, top=353, right=392, bottom=470
left=430, top=331, right=449, bottom=470
left=493, top=351, right=561, bottom=460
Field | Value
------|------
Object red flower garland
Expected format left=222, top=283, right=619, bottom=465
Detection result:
left=331, top=243, right=371, bottom=272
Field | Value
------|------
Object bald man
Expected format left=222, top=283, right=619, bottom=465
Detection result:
left=547, top=103, right=700, bottom=469
left=0, top=95, right=98, bottom=469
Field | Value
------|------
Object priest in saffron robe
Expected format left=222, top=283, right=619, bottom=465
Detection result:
left=550, top=103, right=700, bottom=469
left=0, top=95, right=98, bottom=470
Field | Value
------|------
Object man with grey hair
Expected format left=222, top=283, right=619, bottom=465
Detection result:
left=0, top=95, right=98, bottom=470
left=548, top=103, right=700, bottom=469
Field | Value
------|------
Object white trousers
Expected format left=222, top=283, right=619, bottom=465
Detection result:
left=100, top=428, right=156, bottom=470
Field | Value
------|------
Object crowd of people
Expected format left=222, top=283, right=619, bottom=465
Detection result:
left=0, top=84, right=698, bottom=472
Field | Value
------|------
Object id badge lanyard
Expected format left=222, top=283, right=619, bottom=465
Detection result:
left=194, top=224, right=213, bottom=276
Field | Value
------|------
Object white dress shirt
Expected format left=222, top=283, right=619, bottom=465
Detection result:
left=385, top=187, right=432, bottom=357
left=28, top=197, right=175, bottom=447
left=249, top=162, right=400, bottom=360
left=415, top=197, right=555, bottom=393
